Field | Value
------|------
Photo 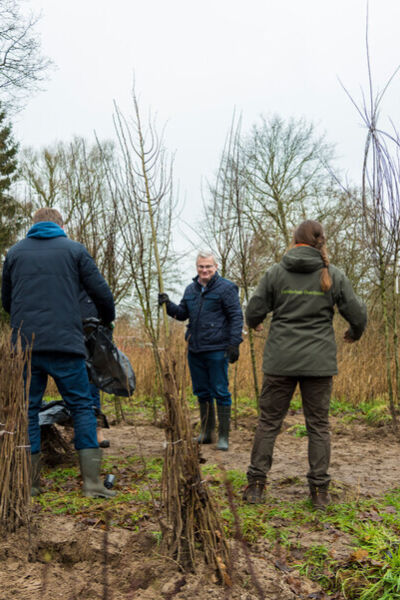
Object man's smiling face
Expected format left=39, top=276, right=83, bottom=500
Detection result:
left=196, top=255, right=217, bottom=285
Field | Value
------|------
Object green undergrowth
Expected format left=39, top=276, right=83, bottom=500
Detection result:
left=35, top=455, right=163, bottom=529
left=42, top=390, right=392, bottom=429
left=329, top=396, right=392, bottom=427
left=287, top=394, right=392, bottom=428
left=36, top=451, right=400, bottom=598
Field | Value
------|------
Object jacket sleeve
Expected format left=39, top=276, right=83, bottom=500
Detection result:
left=166, top=297, right=189, bottom=321
left=78, top=248, right=115, bottom=324
left=1, top=255, right=11, bottom=314
left=222, top=285, right=243, bottom=346
left=334, top=271, right=367, bottom=340
left=245, top=270, right=275, bottom=328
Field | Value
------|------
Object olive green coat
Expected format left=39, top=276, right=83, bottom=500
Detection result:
left=246, top=246, right=367, bottom=376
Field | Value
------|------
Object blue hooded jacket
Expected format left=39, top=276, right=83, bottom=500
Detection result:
left=166, top=272, right=243, bottom=353
left=1, top=222, right=115, bottom=355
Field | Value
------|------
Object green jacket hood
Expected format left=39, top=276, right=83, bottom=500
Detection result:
left=281, top=246, right=324, bottom=273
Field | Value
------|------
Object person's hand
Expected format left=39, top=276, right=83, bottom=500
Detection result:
left=227, top=345, right=240, bottom=364
left=158, top=293, right=170, bottom=306
left=254, top=323, right=263, bottom=332
left=343, top=329, right=355, bottom=343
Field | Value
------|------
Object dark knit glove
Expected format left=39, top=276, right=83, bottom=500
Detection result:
left=227, top=345, right=239, bottom=364
left=158, top=293, right=170, bottom=306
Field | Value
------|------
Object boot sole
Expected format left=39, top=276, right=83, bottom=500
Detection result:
left=243, top=496, right=264, bottom=504
left=83, top=490, right=116, bottom=498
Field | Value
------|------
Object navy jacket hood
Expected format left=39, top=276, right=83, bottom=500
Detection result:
left=27, top=221, right=67, bottom=239
left=1, top=235, right=115, bottom=355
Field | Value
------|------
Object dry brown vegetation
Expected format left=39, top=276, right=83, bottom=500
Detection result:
left=119, top=314, right=388, bottom=407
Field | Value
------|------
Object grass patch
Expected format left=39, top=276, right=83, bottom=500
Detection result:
left=286, top=423, right=308, bottom=438
left=35, top=453, right=161, bottom=529
left=330, top=396, right=391, bottom=427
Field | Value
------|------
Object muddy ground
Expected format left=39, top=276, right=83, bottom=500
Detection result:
left=1, top=410, right=399, bottom=600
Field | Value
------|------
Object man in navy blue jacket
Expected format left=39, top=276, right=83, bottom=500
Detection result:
left=159, top=251, right=243, bottom=450
left=2, top=207, right=116, bottom=498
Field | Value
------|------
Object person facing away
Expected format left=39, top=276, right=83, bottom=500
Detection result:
left=158, top=251, right=243, bottom=451
left=243, top=220, right=367, bottom=509
left=1, top=207, right=116, bottom=498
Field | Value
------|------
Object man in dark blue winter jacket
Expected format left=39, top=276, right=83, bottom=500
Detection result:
left=1, top=207, right=116, bottom=499
left=159, top=251, right=243, bottom=450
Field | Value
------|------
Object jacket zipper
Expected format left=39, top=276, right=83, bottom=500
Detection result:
left=193, top=288, right=206, bottom=351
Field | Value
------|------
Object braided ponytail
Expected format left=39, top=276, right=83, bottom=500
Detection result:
left=293, top=220, right=332, bottom=292
left=319, top=244, right=332, bottom=292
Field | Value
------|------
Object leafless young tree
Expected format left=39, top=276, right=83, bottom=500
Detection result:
left=341, top=23, right=400, bottom=430
left=97, top=98, right=177, bottom=347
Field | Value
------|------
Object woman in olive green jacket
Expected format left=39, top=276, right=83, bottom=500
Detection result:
left=243, top=220, right=367, bottom=509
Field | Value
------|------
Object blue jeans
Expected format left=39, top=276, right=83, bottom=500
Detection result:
left=188, top=350, right=231, bottom=407
left=28, top=352, right=98, bottom=454
left=89, top=383, right=101, bottom=412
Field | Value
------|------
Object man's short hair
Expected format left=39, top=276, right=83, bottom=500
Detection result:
left=196, top=250, right=217, bottom=265
left=33, top=208, right=64, bottom=227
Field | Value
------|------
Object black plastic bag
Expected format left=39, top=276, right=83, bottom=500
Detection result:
left=39, top=400, right=72, bottom=426
left=83, top=318, right=136, bottom=397
left=38, top=399, right=109, bottom=428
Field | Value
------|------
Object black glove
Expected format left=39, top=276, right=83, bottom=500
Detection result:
left=227, top=345, right=239, bottom=364
left=158, top=293, right=170, bottom=306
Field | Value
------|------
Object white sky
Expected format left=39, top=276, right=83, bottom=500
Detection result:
left=14, top=0, right=400, bottom=265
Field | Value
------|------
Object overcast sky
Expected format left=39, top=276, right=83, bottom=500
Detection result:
left=14, top=0, right=400, bottom=263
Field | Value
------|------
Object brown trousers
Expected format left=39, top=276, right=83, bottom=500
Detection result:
left=247, top=374, right=333, bottom=488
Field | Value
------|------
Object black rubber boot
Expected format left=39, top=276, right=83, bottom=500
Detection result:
left=31, top=452, right=42, bottom=496
left=197, top=402, right=215, bottom=444
left=242, top=480, right=266, bottom=504
left=309, top=484, right=330, bottom=511
left=78, top=448, right=116, bottom=498
left=216, top=405, right=231, bottom=451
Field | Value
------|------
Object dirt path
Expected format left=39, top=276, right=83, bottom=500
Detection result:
left=107, top=411, right=400, bottom=501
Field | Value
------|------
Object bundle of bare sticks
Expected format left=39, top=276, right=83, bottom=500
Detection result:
left=0, top=332, right=31, bottom=533
left=161, top=354, right=231, bottom=583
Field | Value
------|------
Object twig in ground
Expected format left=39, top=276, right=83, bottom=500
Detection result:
left=220, top=464, right=266, bottom=600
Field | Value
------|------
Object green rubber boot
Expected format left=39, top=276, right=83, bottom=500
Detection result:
left=197, top=402, right=216, bottom=444
left=216, top=405, right=231, bottom=451
left=78, top=448, right=116, bottom=498
left=31, top=452, right=42, bottom=496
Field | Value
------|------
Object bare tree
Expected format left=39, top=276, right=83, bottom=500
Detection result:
left=0, top=0, right=52, bottom=110
left=341, top=20, right=400, bottom=430
left=243, top=115, right=335, bottom=254
left=20, top=138, right=131, bottom=304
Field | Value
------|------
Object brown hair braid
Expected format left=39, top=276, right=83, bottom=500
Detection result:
left=293, top=220, right=332, bottom=292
